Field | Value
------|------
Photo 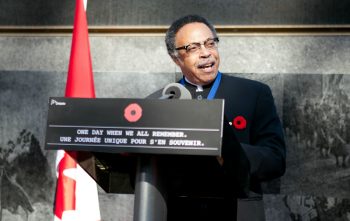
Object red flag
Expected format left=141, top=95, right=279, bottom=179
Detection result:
left=65, top=0, right=95, bottom=98
left=54, top=0, right=100, bottom=220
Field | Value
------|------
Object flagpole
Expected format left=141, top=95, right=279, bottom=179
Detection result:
left=54, top=0, right=100, bottom=220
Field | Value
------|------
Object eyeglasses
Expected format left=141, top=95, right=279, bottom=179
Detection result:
left=175, top=37, right=219, bottom=54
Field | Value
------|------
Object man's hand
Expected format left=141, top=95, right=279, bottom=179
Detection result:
left=216, top=156, right=224, bottom=166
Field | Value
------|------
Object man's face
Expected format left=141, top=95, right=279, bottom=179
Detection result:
left=173, top=22, right=220, bottom=85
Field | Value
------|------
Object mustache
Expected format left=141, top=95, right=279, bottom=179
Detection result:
left=197, top=59, right=216, bottom=68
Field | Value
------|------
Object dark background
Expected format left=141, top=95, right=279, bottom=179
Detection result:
left=1, top=0, right=350, bottom=26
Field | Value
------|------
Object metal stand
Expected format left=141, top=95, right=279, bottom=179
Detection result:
left=133, top=155, right=167, bottom=221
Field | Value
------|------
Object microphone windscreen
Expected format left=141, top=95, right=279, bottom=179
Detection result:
left=162, top=83, right=192, bottom=99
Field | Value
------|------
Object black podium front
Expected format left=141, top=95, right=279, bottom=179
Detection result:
left=45, top=97, right=224, bottom=221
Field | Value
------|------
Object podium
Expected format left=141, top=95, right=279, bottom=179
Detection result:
left=45, top=97, right=225, bottom=221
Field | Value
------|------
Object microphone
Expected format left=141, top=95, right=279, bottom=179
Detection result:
left=160, top=83, right=192, bottom=99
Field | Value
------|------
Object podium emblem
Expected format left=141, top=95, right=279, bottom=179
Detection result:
left=124, top=103, right=142, bottom=122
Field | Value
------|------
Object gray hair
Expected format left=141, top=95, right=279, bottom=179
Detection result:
left=165, top=15, right=217, bottom=58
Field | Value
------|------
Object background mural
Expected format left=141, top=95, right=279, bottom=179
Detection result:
left=282, top=74, right=350, bottom=198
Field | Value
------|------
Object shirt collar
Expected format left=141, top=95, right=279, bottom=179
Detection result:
left=184, top=77, right=204, bottom=92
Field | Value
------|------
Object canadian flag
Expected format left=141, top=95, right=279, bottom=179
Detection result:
left=54, top=0, right=101, bottom=220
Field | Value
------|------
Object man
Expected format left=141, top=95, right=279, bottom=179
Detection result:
left=156, top=15, right=286, bottom=221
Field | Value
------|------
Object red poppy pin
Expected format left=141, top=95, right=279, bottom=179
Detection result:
left=124, top=103, right=142, bottom=122
left=232, top=116, right=247, bottom=130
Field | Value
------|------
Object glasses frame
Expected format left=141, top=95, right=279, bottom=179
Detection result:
left=175, top=37, right=219, bottom=53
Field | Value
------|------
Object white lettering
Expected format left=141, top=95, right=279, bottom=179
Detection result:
left=60, top=136, right=71, bottom=142
left=152, top=131, right=185, bottom=138
left=156, top=139, right=166, bottom=145
left=125, top=130, right=134, bottom=136
left=106, top=130, right=123, bottom=136
left=92, top=129, right=103, bottom=135
left=104, top=138, right=128, bottom=144
left=77, top=129, right=89, bottom=135
left=168, top=139, right=202, bottom=146
left=74, top=137, right=101, bottom=143
left=137, top=130, right=149, bottom=137
left=130, top=138, right=147, bottom=144
left=50, top=99, right=66, bottom=106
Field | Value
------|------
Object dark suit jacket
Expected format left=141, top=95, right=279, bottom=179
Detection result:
left=150, top=73, right=286, bottom=221
left=216, top=74, right=286, bottom=192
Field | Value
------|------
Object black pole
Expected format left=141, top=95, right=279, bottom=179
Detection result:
left=133, top=155, right=167, bottom=221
